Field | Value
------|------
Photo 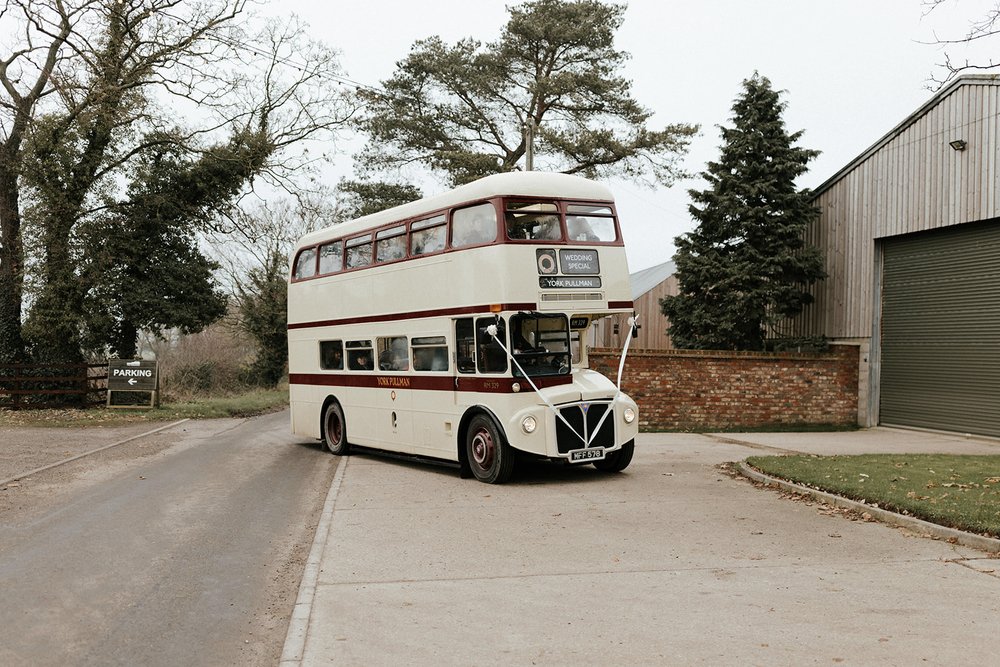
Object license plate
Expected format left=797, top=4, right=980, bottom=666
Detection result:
left=569, top=448, right=606, bottom=462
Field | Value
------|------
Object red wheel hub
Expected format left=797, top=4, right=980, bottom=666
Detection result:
left=471, top=428, right=494, bottom=468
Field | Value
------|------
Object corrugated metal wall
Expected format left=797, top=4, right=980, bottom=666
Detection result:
left=879, top=221, right=1000, bottom=436
left=793, top=77, right=1000, bottom=340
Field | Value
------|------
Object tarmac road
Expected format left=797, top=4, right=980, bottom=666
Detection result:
left=2, top=413, right=999, bottom=666
left=0, top=411, right=337, bottom=666
left=290, top=429, right=1000, bottom=666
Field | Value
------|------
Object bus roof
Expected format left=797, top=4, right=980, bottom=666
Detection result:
left=297, top=171, right=615, bottom=248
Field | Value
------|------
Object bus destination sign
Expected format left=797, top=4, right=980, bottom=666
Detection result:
left=539, top=276, right=603, bottom=289
left=558, top=249, right=600, bottom=274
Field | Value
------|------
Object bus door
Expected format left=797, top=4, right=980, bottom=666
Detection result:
left=374, top=335, right=413, bottom=452
left=454, top=316, right=508, bottom=398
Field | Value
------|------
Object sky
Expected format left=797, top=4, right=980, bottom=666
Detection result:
left=273, top=0, right=998, bottom=272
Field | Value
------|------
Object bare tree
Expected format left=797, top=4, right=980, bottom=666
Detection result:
left=0, top=0, right=94, bottom=361
left=923, top=0, right=1000, bottom=87
left=0, top=0, right=353, bottom=362
left=211, top=195, right=334, bottom=386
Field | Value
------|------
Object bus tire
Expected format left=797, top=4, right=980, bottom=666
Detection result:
left=322, top=401, right=350, bottom=455
left=465, top=413, right=514, bottom=484
left=593, top=439, right=634, bottom=473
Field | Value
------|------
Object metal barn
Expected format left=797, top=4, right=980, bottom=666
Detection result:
left=793, top=75, right=1000, bottom=435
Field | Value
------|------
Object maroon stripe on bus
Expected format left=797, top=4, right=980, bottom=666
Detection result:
left=289, top=372, right=573, bottom=393
left=287, top=303, right=538, bottom=330
left=607, top=300, right=633, bottom=309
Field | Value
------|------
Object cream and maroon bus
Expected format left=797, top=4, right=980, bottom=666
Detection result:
left=287, top=172, right=639, bottom=483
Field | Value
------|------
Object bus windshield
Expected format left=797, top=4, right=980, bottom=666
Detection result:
left=510, top=313, right=571, bottom=378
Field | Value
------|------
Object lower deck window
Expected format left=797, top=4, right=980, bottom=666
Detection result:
left=319, top=340, right=343, bottom=370
left=377, top=336, right=409, bottom=371
left=346, top=340, right=374, bottom=370
left=412, top=336, right=449, bottom=371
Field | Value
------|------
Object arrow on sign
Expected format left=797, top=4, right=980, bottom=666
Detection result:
left=128, top=378, right=138, bottom=386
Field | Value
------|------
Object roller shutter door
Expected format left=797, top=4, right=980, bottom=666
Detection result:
left=880, top=220, right=1000, bottom=436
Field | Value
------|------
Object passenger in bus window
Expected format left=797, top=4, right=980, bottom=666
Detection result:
left=413, top=227, right=446, bottom=254
left=566, top=216, right=600, bottom=242
left=534, top=215, right=562, bottom=240
left=349, top=351, right=373, bottom=370
left=452, top=204, right=497, bottom=247
left=428, top=231, right=445, bottom=252
left=391, top=338, right=409, bottom=370
left=320, top=342, right=343, bottom=370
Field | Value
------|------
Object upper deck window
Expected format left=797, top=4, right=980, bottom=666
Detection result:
left=293, top=247, right=317, bottom=279
left=346, top=234, right=373, bottom=269
left=319, top=241, right=343, bottom=274
left=566, top=204, right=617, bottom=243
left=411, top=214, right=447, bottom=256
left=451, top=203, right=497, bottom=248
left=376, top=225, right=407, bottom=263
left=505, top=201, right=561, bottom=241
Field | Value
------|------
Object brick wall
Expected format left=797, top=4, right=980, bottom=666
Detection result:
left=588, top=344, right=859, bottom=431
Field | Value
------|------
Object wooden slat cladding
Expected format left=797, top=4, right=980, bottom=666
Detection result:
left=593, top=274, right=678, bottom=350
left=792, top=77, right=1000, bottom=340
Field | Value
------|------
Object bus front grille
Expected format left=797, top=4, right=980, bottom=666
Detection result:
left=555, top=401, right=614, bottom=453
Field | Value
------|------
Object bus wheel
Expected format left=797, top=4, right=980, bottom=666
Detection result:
left=323, top=402, right=350, bottom=455
left=593, top=439, right=634, bottom=473
left=466, top=414, right=514, bottom=484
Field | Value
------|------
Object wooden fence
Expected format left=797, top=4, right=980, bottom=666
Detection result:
left=0, top=363, right=109, bottom=409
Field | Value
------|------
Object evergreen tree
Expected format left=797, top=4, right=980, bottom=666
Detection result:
left=661, top=74, right=825, bottom=351
left=336, top=180, right=423, bottom=220
left=233, top=248, right=289, bottom=387
left=69, top=130, right=272, bottom=360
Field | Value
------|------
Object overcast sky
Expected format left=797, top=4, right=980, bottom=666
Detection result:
left=277, top=0, right=997, bottom=272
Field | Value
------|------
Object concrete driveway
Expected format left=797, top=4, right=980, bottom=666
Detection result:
left=286, top=429, right=1000, bottom=666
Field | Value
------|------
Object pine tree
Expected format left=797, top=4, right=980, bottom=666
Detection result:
left=353, top=0, right=696, bottom=187
left=660, top=73, right=825, bottom=351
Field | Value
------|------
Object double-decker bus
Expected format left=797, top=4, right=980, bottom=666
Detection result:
left=287, top=172, right=639, bottom=484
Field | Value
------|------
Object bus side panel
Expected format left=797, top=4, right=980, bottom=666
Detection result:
left=341, top=387, right=378, bottom=445
left=288, top=337, right=320, bottom=439
left=376, top=386, right=414, bottom=452
left=290, top=383, right=321, bottom=439
left=411, top=388, right=461, bottom=461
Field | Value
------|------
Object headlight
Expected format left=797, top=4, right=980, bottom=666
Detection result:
left=521, top=415, right=537, bottom=433
left=623, top=407, right=636, bottom=424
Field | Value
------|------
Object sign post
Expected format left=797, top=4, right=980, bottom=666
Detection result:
left=106, top=359, right=159, bottom=409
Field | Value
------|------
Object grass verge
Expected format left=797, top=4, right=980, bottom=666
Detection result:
left=746, top=454, right=1000, bottom=538
left=0, top=389, right=289, bottom=427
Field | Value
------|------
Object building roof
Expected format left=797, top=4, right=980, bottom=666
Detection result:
left=813, top=74, right=1000, bottom=197
left=629, top=259, right=675, bottom=300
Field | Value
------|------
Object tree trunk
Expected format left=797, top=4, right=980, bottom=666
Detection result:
left=0, top=154, right=26, bottom=363
left=113, top=320, right=139, bottom=360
